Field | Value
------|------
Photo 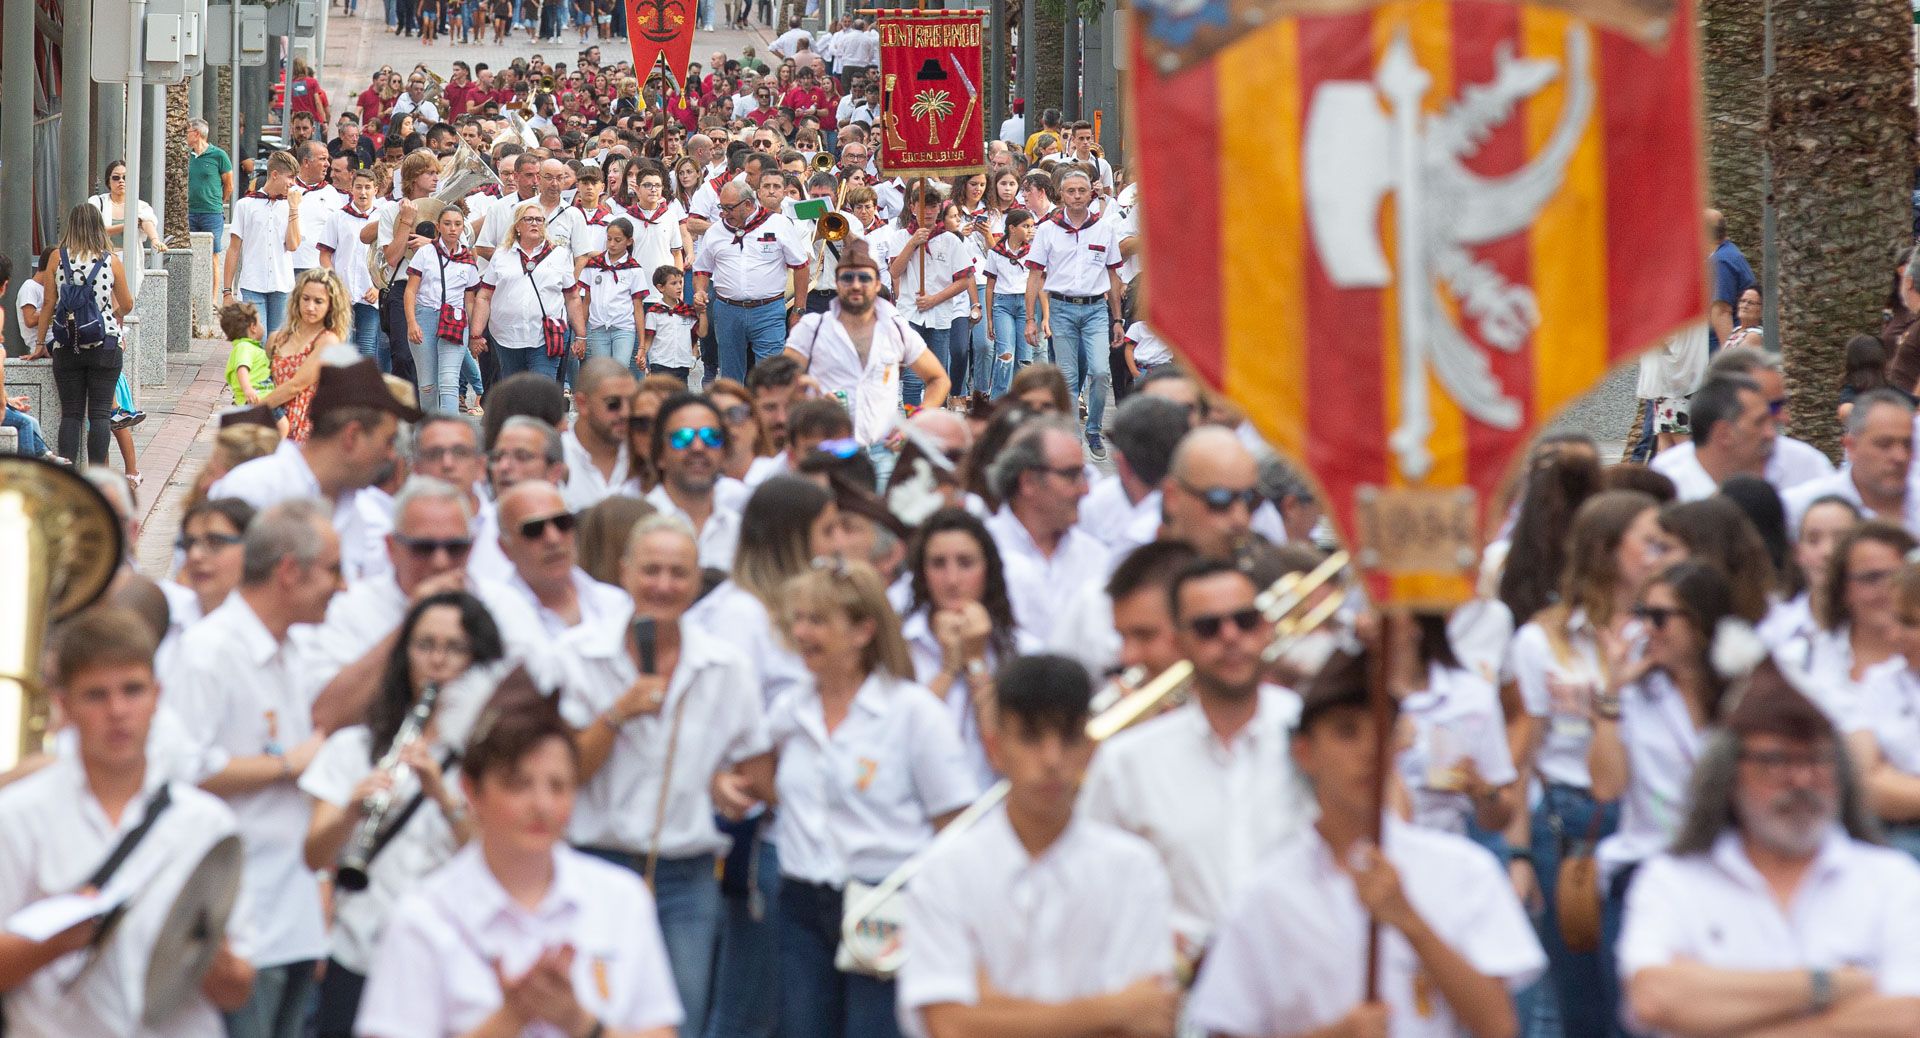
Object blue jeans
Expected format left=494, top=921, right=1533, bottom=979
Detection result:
left=777, top=879, right=903, bottom=1038
left=580, top=850, right=723, bottom=1034
left=711, top=299, right=789, bottom=384
left=495, top=344, right=560, bottom=380
left=1048, top=298, right=1111, bottom=439
left=351, top=302, right=387, bottom=372
left=242, top=289, right=289, bottom=341
left=586, top=326, right=640, bottom=370
left=224, top=959, right=318, bottom=1038
left=963, top=311, right=989, bottom=398
left=904, top=323, right=958, bottom=407
left=3, top=406, right=48, bottom=456
left=189, top=211, right=226, bottom=253
left=1530, top=785, right=1621, bottom=1038
left=990, top=296, right=1027, bottom=397
left=706, top=824, right=782, bottom=1038
left=460, top=351, right=483, bottom=401
left=412, top=304, right=466, bottom=414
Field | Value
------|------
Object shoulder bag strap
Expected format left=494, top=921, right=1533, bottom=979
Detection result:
left=348, top=749, right=462, bottom=888
left=85, top=784, right=174, bottom=889
left=643, top=683, right=697, bottom=892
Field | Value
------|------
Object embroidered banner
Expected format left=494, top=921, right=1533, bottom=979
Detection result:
left=625, top=0, right=697, bottom=86
left=876, top=11, right=989, bottom=177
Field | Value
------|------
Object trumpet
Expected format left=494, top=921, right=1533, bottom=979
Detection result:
left=336, top=682, right=441, bottom=892
left=838, top=553, right=1351, bottom=976
left=541, top=75, right=558, bottom=93
left=817, top=211, right=850, bottom=242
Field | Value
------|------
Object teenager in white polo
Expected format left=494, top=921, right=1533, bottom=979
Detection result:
left=224, top=150, right=303, bottom=338
left=1023, top=168, right=1124, bottom=461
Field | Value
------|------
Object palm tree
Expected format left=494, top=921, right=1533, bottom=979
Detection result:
left=1770, top=0, right=1916, bottom=456
left=1700, top=0, right=1765, bottom=249
left=1032, top=0, right=1064, bottom=115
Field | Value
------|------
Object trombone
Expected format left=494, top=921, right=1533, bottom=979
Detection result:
left=816, top=211, right=851, bottom=242
left=812, top=152, right=838, bottom=173
left=837, top=552, right=1352, bottom=975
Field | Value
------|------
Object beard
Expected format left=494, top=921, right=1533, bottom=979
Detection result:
left=1734, top=783, right=1835, bottom=858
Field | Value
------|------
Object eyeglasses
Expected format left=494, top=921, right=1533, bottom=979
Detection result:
left=601, top=395, right=631, bottom=413
left=176, top=532, right=242, bottom=554
left=489, top=447, right=547, bottom=466
left=1044, top=464, right=1089, bottom=484
left=720, top=403, right=754, bottom=424
left=1632, top=604, right=1682, bottom=629
left=1738, top=748, right=1837, bottom=780
left=416, top=444, right=480, bottom=464
left=1186, top=607, right=1263, bottom=640
left=518, top=512, right=577, bottom=539
left=409, top=637, right=473, bottom=658
left=394, top=534, right=475, bottom=558
left=1178, top=479, right=1262, bottom=512
left=836, top=270, right=876, bottom=285
left=668, top=426, right=724, bottom=451
left=1850, top=567, right=1898, bottom=588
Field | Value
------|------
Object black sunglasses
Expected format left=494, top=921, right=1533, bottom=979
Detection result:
left=519, top=512, right=578, bottom=539
left=1187, top=607, right=1263, bottom=640
left=1180, top=479, right=1262, bottom=513
left=395, top=534, right=475, bottom=558
left=176, top=532, right=243, bottom=553
left=629, top=414, right=655, bottom=434
left=1633, top=605, right=1682, bottom=630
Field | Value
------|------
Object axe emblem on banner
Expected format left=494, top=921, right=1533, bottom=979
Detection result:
left=1303, top=25, right=1593, bottom=479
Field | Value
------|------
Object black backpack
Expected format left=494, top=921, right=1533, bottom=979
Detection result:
left=50, top=249, right=111, bottom=351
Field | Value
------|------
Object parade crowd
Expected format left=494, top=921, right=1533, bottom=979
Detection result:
left=5, top=20, right=1920, bottom=1038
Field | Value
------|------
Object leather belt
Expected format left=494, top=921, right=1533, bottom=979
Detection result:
left=1047, top=291, right=1105, bottom=306
left=717, top=294, right=785, bottom=309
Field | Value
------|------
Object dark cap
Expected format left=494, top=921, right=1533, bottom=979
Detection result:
left=217, top=405, right=280, bottom=431
left=837, top=237, right=881, bottom=273
left=311, top=358, right=425, bottom=424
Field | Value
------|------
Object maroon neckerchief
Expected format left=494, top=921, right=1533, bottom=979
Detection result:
left=1049, top=208, right=1098, bottom=238
left=647, top=300, right=699, bottom=318
left=630, top=201, right=673, bottom=226
left=992, top=242, right=1029, bottom=264
left=728, top=207, right=773, bottom=247
left=295, top=178, right=327, bottom=193
left=515, top=243, right=556, bottom=276
left=436, top=240, right=476, bottom=265
left=587, top=252, right=643, bottom=272
left=341, top=202, right=373, bottom=219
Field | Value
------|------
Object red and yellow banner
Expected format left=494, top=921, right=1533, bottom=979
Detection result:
left=1130, top=0, right=1706, bottom=603
left=877, top=11, right=989, bottom=177
left=625, top=0, right=697, bottom=85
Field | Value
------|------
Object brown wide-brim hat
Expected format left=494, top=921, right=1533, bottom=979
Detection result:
left=217, top=405, right=279, bottom=431
left=312, top=358, right=425, bottom=424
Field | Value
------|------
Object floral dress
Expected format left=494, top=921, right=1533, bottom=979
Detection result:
left=272, top=338, right=315, bottom=442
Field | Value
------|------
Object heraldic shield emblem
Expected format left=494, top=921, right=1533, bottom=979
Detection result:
left=1128, top=0, right=1706, bottom=604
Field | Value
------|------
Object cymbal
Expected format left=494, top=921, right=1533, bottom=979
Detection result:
left=142, top=834, right=243, bottom=1027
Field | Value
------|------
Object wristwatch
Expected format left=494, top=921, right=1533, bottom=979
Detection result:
left=1809, top=968, right=1834, bottom=1014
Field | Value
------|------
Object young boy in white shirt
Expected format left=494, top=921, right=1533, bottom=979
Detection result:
left=899, top=653, right=1180, bottom=1038
left=643, top=265, right=705, bottom=381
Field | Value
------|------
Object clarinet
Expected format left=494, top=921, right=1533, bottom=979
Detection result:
left=335, top=683, right=441, bottom=892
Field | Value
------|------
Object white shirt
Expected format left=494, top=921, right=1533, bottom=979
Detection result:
left=624, top=200, right=689, bottom=293
left=642, top=485, right=742, bottom=570
left=902, top=608, right=1040, bottom=790
left=693, top=208, right=809, bottom=300
left=290, top=180, right=345, bottom=269
left=209, top=443, right=394, bottom=584
left=0, top=757, right=247, bottom=1038
left=299, top=724, right=463, bottom=973
left=553, top=615, right=770, bottom=856
left=1398, top=663, right=1519, bottom=837
left=770, top=27, right=813, bottom=57
left=479, top=242, right=583, bottom=352
left=1079, top=687, right=1311, bottom=950
left=355, top=845, right=683, bottom=1038
left=475, top=567, right=630, bottom=659
left=13, top=277, right=45, bottom=353
left=317, top=202, right=378, bottom=305
left=684, top=580, right=810, bottom=709
left=561, top=428, right=632, bottom=513
left=388, top=93, right=440, bottom=123
left=1044, top=580, right=1121, bottom=682
left=229, top=192, right=296, bottom=294
left=1078, top=474, right=1159, bottom=552
left=299, top=570, right=409, bottom=686
left=893, top=228, right=975, bottom=330
left=1026, top=210, right=1123, bottom=298
left=985, top=507, right=1113, bottom=645
left=486, top=199, right=586, bottom=258
left=1508, top=615, right=1608, bottom=789
left=767, top=671, right=980, bottom=886
left=1777, top=626, right=1882, bottom=731
left=645, top=302, right=700, bottom=369
left=163, top=594, right=327, bottom=968
left=1187, top=820, right=1545, bottom=1038
left=1594, top=669, right=1707, bottom=882
left=997, top=115, right=1026, bottom=145
left=405, top=241, right=481, bottom=319
left=897, top=809, right=1174, bottom=1038
left=1651, top=436, right=1835, bottom=501
left=785, top=299, right=927, bottom=446
left=1619, top=829, right=1920, bottom=1038
left=1784, top=468, right=1920, bottom=538
left=579, top=253, right=649, bottom=330
left=468, top=496, right=513, bottom=584
left=1123, top=321, right=1172, bottom=368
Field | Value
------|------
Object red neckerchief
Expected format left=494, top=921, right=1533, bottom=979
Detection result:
left=587, top=252, right=642, bottom=271
left=436, top=240, right=475, bottom=265
left=647, top=300, right=698, bottom=318
left=476, top=183, right=503, bottom=197
left=631, top=201, right=672, bottom=226
left=515, top=243, right=555, bottom=275
left=244, top=190, right=284, bottom=201
left=862, top=216, right=885, bottom=234
left=581, top=203, right=616, bottom=225
left=708, top=172, right=732, bottom=194
left=295, top=178, right=327, bottom=193
left=1049, top=209, right=1096, bottom=237
left=992, top=242, right=1029, bottom=263
left=341, top=203, right=373, bottom=219
left=728, top=207, right=773, bottom=247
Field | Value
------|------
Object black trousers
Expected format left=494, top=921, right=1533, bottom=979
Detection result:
left=51, top=344, right=122, bottom=465
left=381, top=284, right=420, bottom=386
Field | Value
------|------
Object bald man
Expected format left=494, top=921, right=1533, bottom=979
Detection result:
left=560, top=358, right=636, bottom=510
left=1160, top=426, right=1262, bottom=559
left=475, top=480, right=628, bottom=659
left=692, top=180, right=810, bottom=382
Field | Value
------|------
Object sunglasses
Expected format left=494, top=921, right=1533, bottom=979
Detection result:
left=720, top=403, right=754, bottom=424
left=601, top=395, right=631, bottom=412
left=668, top=426, right=724, bottom=451
left=813, top=437, right=864, bottom=459
left=1180, top=478, right=1262, bottom=513
left=417, top=445, right=480, bottom=464
left=1632, top=604, right=1682, bottom=629
left=394, top=534, right=475, bottom=558
left=176, top=532, right=243, bottom=553
left=1187, top=607, right=1263, bottom=640
left=519, top=512, right=578, bottom=539
left=836, top=270, right=876, bottom=285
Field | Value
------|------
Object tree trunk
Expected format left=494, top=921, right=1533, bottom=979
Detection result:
left=1700, top=0, right=1765, bottom=250
left=1771, top=0, right=1917, bottom=458
left=165, top=83, right=191, bottom=247
left=1033, top=0, right=1063, bottom=121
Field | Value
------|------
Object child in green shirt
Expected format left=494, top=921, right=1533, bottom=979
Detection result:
left=220, top=302, right=272, bottom=406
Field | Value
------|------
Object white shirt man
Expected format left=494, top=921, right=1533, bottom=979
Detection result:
left=784, top=297, right=934, bottom=445
left=691, top=204, right=810, bottom=304
left=770, top=24, right=813, bottom=59
left=316, top=196, right=379, bottom=309
left=210, top=441, right=396, bottom=584
left=561, top=427, right=632, bottom=513
left=389, top=89, right=440, bottom=124
left=290, top=162, right=345, bottom=273
left=1651, top=436, right=1834, bottom=502
left=642, top=484, right=742, bottom=570
left=229, top=189, right=297, bottom=296
left=478, top=566, right=629, bottom=656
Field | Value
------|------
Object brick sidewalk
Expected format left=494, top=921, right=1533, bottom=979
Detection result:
left=131, top=338, right=231, bottom=577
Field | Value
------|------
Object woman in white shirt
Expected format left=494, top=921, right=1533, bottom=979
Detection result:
left=90, top=159, right=167, bottom=257
left=1505, top=488, right=1670, bottom=1038
left=580, top=217, right=650, bottom=371
left=169, top=497, right=255, bottom=624
left=1852, top=559, right=1920, bottom=861
left=1791, top=520, right=1916, bottom=728
left=1389, top=612, right=1520, bottom=840
left=1761, top=495, right=1862, bottom=654
left=901, top=507, right=1036, bottom=789
left=303, top=590, right=501, bottom=1038
left=471, top=199, right=589, bottom=381
left=739, top=561, right=977, bottom=1038
left=355, top=684, right=683, bottom=1038
left=403, top=206, right=482, bottom=414
left=1587, top=561, right=1734, bottom=1011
